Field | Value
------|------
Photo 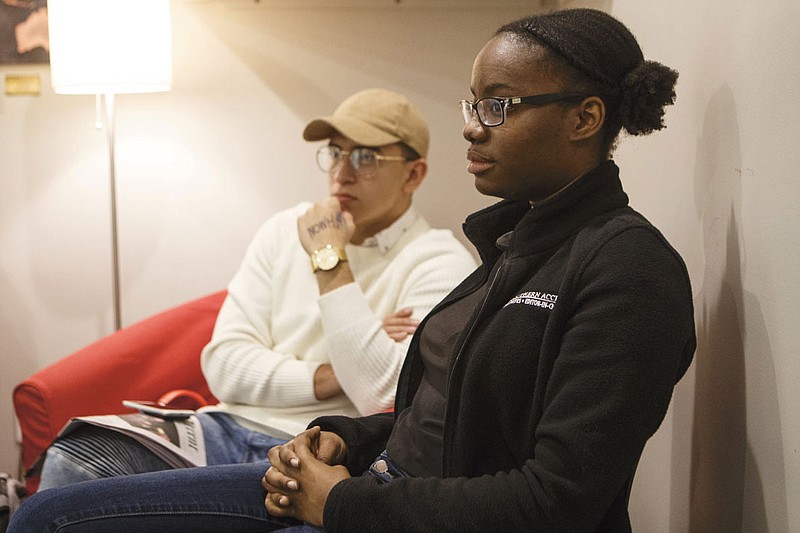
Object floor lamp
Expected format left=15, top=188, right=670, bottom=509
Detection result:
left=48, top=0, right=172, bottom=330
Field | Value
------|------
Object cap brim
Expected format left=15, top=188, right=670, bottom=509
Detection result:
left=303, top=116, right=401, bottom=147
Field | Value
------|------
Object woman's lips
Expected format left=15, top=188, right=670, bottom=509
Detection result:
left=467, top=151, right=494, bottom=174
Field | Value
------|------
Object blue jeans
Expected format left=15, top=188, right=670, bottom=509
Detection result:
left=39, top=412, right=285, bottom=489
left=11, top=442, right=407, bottom=532
left=9, top=462, right=322, bottom=532
left=12, top=413, right=323, bottom=532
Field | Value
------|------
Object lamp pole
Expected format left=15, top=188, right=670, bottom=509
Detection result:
left=103, top=93, right=122, bottom=330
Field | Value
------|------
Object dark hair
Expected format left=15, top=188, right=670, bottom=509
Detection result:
left=399, top=142, right=422, bottom=161
left=497, top=9, right=678, bottom=157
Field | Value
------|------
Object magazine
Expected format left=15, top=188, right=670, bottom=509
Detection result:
left=49, top=412, right=206, bottom=469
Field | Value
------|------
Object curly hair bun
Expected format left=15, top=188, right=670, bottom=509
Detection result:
left=619, top=60, right=679, bottom=136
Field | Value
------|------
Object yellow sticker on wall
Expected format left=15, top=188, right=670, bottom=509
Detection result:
left=5, top=74, right=41, bottom=96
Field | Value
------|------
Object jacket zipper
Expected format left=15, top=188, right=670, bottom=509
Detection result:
left=441, top=253, right=509, bottom=475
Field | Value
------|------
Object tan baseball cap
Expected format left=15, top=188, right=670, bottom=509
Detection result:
left=303, top=88, right=429, bottom=158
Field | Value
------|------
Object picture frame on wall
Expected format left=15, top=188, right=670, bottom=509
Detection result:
left=1, top=0, right=49, bottom=65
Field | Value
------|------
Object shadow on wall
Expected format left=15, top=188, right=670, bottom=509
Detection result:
left=0, top=272, right=37, bottom=380
left=13, top=97, right=123, bottom=335
left=0, top=269, right=35, bottom=475
left=554, top=0, right=615, bottom=15
left=684, top=85, right=788, bottom=532
left=187, top=4, right=494, bottom=123
left=187, top=1, right=617, bottom=123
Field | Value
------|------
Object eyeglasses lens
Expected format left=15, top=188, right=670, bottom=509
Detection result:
left=460, top=99, right=504, bottom=127
left=477, top=98, right=503, bottom=127
left=316, top=146, right=337, bottom=173
left=460, top=101, right=473, bottom=124
left=353, top=149, right=379, bottom=171
left=316, top=146, right=379, bottom=177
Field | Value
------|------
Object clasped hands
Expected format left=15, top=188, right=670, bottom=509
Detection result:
left=262, top=426, right=351, bottom=527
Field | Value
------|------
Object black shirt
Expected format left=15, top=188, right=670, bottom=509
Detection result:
left=384, top=241, right=509, bottom=476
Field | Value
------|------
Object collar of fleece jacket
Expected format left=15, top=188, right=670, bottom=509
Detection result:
left=462, top=160, right=629, bottom=262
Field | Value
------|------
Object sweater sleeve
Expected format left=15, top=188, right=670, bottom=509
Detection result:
left=322, top=227, right=695, bottom=532
left=312, top=412, right=396, bottom=474
left=201, top=210, right=322, bottom=409
left=318, top=233, right=477, bottom=415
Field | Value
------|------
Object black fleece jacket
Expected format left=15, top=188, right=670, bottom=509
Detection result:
left=312, top=161, right=696, bottom=532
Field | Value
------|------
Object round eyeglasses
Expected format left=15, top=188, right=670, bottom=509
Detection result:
left=316, top=145, right=415, bottom=179
left=460, top=92, right=589, bottom=128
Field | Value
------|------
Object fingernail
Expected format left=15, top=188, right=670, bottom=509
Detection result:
left=287, top=480, right=298, bottom=490
left=290, top=458, right=300, bottom=468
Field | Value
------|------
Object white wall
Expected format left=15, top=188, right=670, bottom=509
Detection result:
left=2, top=1, right=799, bottom=531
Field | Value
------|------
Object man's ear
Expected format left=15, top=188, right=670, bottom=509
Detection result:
left=570, top=96, right=605, bottom=142
left=403, top=158, right=428, bottom=194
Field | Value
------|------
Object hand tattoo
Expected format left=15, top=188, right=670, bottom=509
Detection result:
left=307, top=212, right=346, bottom=238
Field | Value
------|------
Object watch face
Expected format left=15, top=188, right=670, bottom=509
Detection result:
left=315, top=247, right=340, bottom=271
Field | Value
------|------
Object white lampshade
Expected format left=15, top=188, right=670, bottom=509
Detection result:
left=48, top=0, right=172, bottom=95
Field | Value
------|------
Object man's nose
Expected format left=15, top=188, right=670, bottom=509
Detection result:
left=332, top=157, right=357, bottom=183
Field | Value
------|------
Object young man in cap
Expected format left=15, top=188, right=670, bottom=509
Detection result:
left=35, top=88, right=476, bottom=489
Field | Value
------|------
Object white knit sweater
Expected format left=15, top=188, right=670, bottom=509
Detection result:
left=200, top=203, right=476, bottom=438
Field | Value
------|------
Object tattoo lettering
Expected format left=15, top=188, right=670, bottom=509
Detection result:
left=307, top=212, right=346, bottom=238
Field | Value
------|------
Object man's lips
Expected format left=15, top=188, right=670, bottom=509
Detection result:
left=333, top=193, right=356, bottom=204
left=466, top=150, right=494, bottom=174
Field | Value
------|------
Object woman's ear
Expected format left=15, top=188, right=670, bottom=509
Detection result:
left=570, top=96, right=605, bottom=142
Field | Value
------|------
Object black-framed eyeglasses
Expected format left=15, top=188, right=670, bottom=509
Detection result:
left=459, top=92, right=589, bottom=128
left=316, top=145, right=415, bottom=179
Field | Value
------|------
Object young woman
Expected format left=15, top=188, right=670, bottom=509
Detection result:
left=263, top=9, right=694, bottom=532
left=10, top=8, right=694, bottom=533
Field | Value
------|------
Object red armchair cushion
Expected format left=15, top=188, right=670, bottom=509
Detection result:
left=13, top=290, right=226, bottom=493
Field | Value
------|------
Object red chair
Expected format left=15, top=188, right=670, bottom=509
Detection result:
left=12, top=291, right=226, bottom=493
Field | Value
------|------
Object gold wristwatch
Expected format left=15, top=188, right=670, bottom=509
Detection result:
left=310, top=244, right=348, bottom=272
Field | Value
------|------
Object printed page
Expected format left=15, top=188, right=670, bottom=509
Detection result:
left=59, top=414, right=206, bottom=468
